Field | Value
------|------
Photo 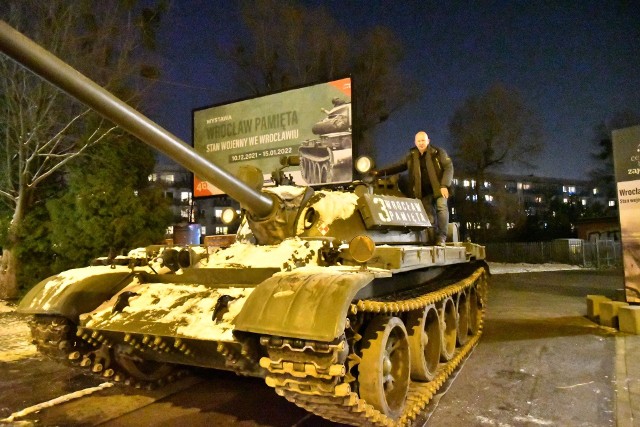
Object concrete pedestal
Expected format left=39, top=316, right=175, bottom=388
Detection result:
left=586, top=295, right=611, bottom=321
left=599, top=300, right=629, bottom=328
left=619, top=305, right=640, bottom=334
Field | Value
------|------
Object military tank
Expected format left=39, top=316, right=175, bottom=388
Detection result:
left=1, top=21, right=489, bottom=426
left=299, top=98, right=353, bottom=185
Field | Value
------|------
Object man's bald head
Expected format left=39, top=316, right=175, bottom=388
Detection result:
left=415, top=131, right=430, bottom=154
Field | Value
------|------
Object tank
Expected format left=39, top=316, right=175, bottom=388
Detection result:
left=1, top=21, right=489, bottom=426
left=299, top=98, right=353, bottom=185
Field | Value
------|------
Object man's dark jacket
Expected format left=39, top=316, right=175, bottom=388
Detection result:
left=377, top=145, right=454, bottom=199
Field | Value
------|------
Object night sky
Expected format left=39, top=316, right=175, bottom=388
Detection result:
left=149, top=1, right=640, bottom=180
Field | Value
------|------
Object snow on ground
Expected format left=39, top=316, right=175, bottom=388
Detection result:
left=0, top=300, right=38, bottom=362
left=0, top=262, right=581, bottom=362
left=487, top=262, right=582, bottom=275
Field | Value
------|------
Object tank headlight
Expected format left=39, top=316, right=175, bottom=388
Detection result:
left=221, top=207, right=239, bottom=225
left=355, top=156, right=374, bottom=174
left=349, top=235, right=375, bottom=264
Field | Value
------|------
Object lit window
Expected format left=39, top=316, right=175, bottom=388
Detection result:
left=463, top=180, right=470, bottom=187
left=214, top=208, right=223, bottom=218
left=452, top=178, right=458, bottom=185
left=215, top=226, right=228, bottom=234
left=592, top=188, right=598, bottom=195
left=563, top=185, right=576, bottom=194
left=180, top=208, right=190, bottom=219
left=162, top=174, right=175, bottom=184
left=166, top=226, right=174, bottom=235
left=483, top=181, right=490, bottom=188
left=609, top=200, right=616, bottom=207
left=201, top=226, right=207, bottom=235
left=472, top=194, right=478, bottom=201
left=451, top=207, right=456, bottom=215
left=563, top=197, right=568, bottom=203
left=535, top=196, right=543, bottom=203
left=581, top=199, right=587, bottom=206
left=180, top=192, right=192, bottom=202
left=149, top=173, right=157, bottom=182
left=485, top=195, right=493, bottom=202
left=522, top=183, right=531, bottom=190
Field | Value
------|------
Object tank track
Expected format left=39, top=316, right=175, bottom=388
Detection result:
left=259, top=265, right=488, bottom=426
left=28, top=315, right=88, bottom=360
left=28, top=315, right=184, bottom=389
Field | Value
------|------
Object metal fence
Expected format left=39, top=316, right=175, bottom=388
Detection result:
left=485, top=239, right=622, bottom=268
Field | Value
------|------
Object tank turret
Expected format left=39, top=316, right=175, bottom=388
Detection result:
left=1, top=21, right=489, bottom=426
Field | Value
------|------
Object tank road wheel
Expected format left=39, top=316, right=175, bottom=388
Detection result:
left=320, top=164, right=328, bottom=183
left=456, top=291, right=471, bottom=346
left=469, top=285, right=482, bottom=335
left=114, top=351, right=173, bottom=382
left=439, top=297, right=457, bottom=361
left=359, top=316, right=411, bottom=419
left=406, top=305, right=441, bottom=381
left=301, top=159, right=311, bottom=183
left=320, top=162, right=331, bottom=183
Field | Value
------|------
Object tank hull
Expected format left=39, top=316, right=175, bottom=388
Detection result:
left=27, top=256, right=488, bottom=425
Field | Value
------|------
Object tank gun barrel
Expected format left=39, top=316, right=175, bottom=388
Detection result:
left=0, top=20, right=274, bottom=219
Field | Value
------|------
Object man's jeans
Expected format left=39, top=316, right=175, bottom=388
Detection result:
left=421, top=194, right=449, bottom=242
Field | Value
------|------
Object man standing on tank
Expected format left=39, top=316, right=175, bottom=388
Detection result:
left=373, top=131, right=453, bottom=245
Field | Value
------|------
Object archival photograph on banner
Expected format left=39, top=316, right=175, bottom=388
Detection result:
left=612, top=125, right=640, bottom=303
left=192, top=78, right=352, bottom=197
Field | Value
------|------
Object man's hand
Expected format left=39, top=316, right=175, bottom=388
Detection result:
left=441, top=187, right=449, bottom=198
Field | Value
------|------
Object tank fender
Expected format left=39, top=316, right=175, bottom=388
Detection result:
left=234, top=268, right=374, bottom=342
left=16, top=266, right=136, bottom=321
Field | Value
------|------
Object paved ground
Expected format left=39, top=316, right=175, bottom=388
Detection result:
left=0, top=267, right=634, bottom=426
left=427, top=269, right=623, bottom=427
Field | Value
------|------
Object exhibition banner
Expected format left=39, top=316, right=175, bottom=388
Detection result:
left=612, top=125, right=640, bottom=303
left=192, top=78, right=352, bottom=197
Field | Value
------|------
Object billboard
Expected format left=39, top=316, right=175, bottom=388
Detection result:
left=193, top=78, right=352, bottom=197
left=612, top=125, right=640, bottom=303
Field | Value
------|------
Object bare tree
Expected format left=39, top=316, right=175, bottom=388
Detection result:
left=352, top=26, right=418, bottom=154
left=221, top=0, right=417, bottom=156
left=0, top=1, right=163, bottom=298
left=228, top=0, right=351, bottom=95
left=449, top=84, right=543, bottom=241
